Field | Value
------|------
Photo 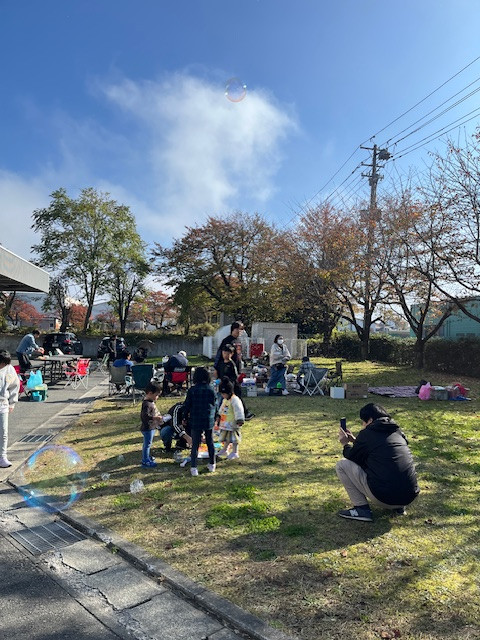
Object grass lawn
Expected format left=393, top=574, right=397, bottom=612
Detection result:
left=41, top=359, right=480, bottom=639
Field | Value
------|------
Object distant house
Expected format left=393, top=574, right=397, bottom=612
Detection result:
left=410, top=298, right=480, bottom=339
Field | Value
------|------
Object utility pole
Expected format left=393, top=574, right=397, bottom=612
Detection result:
left=358, top=144, right=391, bottom=359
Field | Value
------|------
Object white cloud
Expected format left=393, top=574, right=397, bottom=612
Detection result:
left=0, top=71, right=297, bottom=261
left=0, top=171, right=51, bottom=259
left=102, top=73, right=297, bottom=238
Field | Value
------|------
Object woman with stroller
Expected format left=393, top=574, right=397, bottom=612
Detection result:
left=266, top=334, right=291, bottom=395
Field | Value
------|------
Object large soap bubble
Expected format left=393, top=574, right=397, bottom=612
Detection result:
left=225, top=77, right=247, bottom=102
left=16, top=445, right=87, bottom=513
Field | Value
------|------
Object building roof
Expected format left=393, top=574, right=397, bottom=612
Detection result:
left=0, top=246, right=49, bottom=293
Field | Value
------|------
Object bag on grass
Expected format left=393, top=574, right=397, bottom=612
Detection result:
left=418, top=382, right=432, bottom=401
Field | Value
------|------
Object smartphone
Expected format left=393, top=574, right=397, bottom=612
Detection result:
left=339, top=417, right=348, bottom=434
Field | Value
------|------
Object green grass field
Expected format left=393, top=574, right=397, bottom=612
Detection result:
left=42, top=359, right=480, bottom=639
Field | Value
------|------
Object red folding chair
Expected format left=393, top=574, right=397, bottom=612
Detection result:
left=64, top=358, right=90, bottom=389
left=170, top=370, right=189, bottom=394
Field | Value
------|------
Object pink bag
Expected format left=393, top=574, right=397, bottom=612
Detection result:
left=418, top=382, right=432, bottom=401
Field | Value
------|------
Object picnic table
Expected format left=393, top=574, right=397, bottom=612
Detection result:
left=31, top=354, right=82, bottom=384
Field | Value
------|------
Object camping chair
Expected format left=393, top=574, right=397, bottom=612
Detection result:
left=64, top=358, right=90, bottom=390
left=168, top=368, right=189, bottom=395
left=302, top=367, right=329, bottom=397
left=97, top=353, right=110, bottom=374
left=108, top=365, right=132, bottom=395
left=326, top=360, right=343, bottom=390
left=131, top=363, right=154, bottom=404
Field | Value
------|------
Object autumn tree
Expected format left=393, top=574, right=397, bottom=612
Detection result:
left=8, top=298, right=43, bottom=327
left=297, top=202, right=390, bottom=359
left=130, top=290, right=176, bottom=330
left=153, top=213, right=290, bottom=326
left=418, top=130, right=480, bottom=322
left=379, top=191, right=454, bottom=368
left=31, top=188, right=143, bottom=331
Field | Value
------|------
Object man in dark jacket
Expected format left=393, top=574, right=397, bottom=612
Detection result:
left=336, top=403, right=419, bottom=522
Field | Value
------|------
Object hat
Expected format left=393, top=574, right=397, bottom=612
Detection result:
left=302, top=356, right=310, bottom=362
left=178, top=350, right=187, bottom=357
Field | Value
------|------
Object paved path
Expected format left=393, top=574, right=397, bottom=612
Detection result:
left=0, top=370, right=294, bottom=640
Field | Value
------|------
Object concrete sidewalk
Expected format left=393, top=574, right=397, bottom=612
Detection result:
left=0, top=372, right=295, bottom=640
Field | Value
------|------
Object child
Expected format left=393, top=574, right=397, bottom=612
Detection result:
left=0, top=350, right=20, bottom=468
left=217, top=377, right=245, bottom=460
left=140, top=381, right=164, bottom=468
left=182, top=366, right=216, bottom=476
left=159, top=402, right=193, bottom=451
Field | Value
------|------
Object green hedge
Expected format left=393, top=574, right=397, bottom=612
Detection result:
left=307, top=332, right=480, bottom=377
left=425, top=337, right=480, bottom=378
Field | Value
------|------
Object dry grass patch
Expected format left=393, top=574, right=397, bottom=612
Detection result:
left=50, top=359, right=480, bottom=640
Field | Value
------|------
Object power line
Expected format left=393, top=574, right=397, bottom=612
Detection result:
left=361, top=54, right=480, bottom=145
left=393, top=104, right=480, bottom=159
left=381, top=76, right=480, bottom=148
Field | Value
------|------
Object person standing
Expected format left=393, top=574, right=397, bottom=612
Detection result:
left=182, top=367, right=216, bottom=477
left=266, top=334, right=291, bottom=395
left=0, top=350, right=20, bottom=468
left=214, top=322, right=254, bottom=420
left=214, top=321, right=243, bottom=376
left=216, top=378, right=245, bottom=460
left=15, top=329, right=44, bottom=372
left=336, top=403, right=419, bottom=522
left=139, top=381, right=165, bottom=468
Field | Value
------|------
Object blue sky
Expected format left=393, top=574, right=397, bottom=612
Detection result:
left=2, top=0, right=480, bottom=261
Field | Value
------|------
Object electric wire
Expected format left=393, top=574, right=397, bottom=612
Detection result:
left=360, top=54, right=480, bottom=145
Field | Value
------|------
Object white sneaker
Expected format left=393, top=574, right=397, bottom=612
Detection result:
left=227, top=452, right=239, bottom=460
left=190, top=467, right=198, bottom=476
left=282, top=389, right=289, bottom=395
left=217, top=449, right=229, bottom=457
left=0, top=456, right=12, bottom=468
left=207, top=463, right=216, bottom=472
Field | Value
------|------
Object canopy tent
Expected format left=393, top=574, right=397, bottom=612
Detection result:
left=0, top=246, right=49, bottom=293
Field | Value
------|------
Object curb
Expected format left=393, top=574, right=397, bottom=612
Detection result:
left=57, top=508, right=295, bottom=640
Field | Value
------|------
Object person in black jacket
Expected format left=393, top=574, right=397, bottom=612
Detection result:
left=336, top=403, right=419, bottom=522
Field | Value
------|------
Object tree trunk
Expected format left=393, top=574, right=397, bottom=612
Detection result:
left=414, top=339, right=425, bottom=369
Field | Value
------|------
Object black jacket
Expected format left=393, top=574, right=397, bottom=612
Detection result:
left=343, top=417, right=419, bottom=505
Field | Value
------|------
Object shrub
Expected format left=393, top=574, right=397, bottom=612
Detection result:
left=332, top=332, right=362, bottom=360
left=425, top=337, right=480, bottom=377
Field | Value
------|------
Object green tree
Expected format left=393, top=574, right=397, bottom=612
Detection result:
left=108, top=232, right=150, bottom=335
left=31, top=188, right=142, bottom=331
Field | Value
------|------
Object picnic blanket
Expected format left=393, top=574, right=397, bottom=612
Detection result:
left=368, top=386, right=418, bottom=398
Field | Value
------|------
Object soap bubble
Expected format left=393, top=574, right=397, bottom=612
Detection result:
left=16, top=445, right=87, bottom=512
left=225, top=77, right=247, bottom=102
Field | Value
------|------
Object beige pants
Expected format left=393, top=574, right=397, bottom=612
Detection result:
left=336, top=458, right=404, bottom=509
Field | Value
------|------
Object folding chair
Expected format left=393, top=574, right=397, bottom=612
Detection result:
left=64, top=358, right=90, bottom=390
left=108, top=365, right=131, bottom=395
left=170, top=368, right=189, bottom=394
left=131, top=363, right=154, bottom=404
left=326, top=360, right=343, bottom=390
left=97, top=353, right=110, bottom=374
left=302, top=367, right=329, bottom=396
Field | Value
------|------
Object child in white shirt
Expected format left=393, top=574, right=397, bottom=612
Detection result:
left=0, top=350, right=20, bottom=468
left=216, top=377, right=245, bottom=460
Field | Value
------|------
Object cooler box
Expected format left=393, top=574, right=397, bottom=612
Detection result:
left=343, top=383, right=369, bottom=399
left=330, top=386, right=345, bottom=399
left=242, top=379, right=258, bottom=397
left=431, top=386, right=449, bottom=401
left=30, top=383, right=48, bottom=402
